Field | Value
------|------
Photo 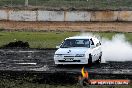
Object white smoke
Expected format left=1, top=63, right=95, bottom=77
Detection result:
left=77, top=33, right=132, bottom=63
left=102, top=34, right=132, bottom=63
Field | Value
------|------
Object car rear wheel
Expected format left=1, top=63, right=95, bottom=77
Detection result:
left=96, top=54, right=102, bottom=64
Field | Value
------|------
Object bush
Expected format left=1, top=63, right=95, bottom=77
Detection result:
left=2, top=41, right=29, bottom=48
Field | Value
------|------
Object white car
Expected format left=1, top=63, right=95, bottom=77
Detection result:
left=54, top=36, right=102, bottom=65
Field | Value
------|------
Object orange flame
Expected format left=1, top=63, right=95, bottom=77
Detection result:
left=81, top=67, right=88, bottom=78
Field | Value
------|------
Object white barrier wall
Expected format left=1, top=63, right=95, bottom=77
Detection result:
left=9, top=11, right=37, bottom=21
left=0, top=10, right=132, bottom=21
left=118, top=11, right=132, bottom=21
left=91, top=11, right=118, bottom=21
left=0, top=10, right=8, bottom=20
left=65, top=11, right=91, bottom=21
left=38, top=11, right=64, bottom=21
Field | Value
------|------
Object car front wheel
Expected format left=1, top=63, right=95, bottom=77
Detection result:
left=88, top=54, right=92, bottom=65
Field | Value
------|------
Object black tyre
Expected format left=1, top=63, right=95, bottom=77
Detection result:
left=96, top=56, right=101, bottom=64
left=88, top=54, right=92, bottom=65
left=96, top=52, right=102, bottom=64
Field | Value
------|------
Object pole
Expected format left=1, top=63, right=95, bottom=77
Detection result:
left=25, top=0, right=28, bottom=7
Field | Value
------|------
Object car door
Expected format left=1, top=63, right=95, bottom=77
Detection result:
left=90, top=38, right=97, bottom=62
left=90, top=39, right=102, bottom=62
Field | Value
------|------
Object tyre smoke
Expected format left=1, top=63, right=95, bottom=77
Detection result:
left=77, top=33, right=132, bottom=63
left=101, top=34, right=132, bottom=63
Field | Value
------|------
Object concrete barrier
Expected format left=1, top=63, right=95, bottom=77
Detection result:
left=38, top=11, right=64, bottom=21
left=65, top=11, right=91, bottom=21
left=91, top=11, right=118, bottom=21
left=9, top=10, right=37, bottom=21
left=118, top=11, right=132, bottom=21
left=0, top=10, right=8, bottom=20
left=0, top=10, right=131, bottom=22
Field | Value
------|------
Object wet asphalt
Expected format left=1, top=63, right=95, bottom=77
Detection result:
left=0, top=49, right=132, bottom=74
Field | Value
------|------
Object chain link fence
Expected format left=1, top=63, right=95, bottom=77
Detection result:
left=0, top=0, right=131, bottom=10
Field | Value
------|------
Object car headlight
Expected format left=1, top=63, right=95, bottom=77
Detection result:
left=54, top=54, right=63, bottom=57
left=75, top=54, right=85, bottom=57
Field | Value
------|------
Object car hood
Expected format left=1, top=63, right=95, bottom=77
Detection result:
left=55, top=47, right=90, bottom=55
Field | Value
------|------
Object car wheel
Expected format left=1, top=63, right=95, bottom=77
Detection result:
left=88, top=54, right=92, bottom=65
left=96, top=55, right=102, bottom=64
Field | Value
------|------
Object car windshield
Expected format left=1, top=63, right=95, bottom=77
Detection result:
left=60, top=39, right=90, bottom=48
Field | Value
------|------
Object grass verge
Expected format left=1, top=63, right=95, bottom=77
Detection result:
left=0, top=31, right=131, bottom=48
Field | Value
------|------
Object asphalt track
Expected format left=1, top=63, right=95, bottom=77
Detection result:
left=0, top=49, right=132, bottom=83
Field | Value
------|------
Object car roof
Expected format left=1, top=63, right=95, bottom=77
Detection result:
left=66, top=36, right=95, bottom=39
left=65, top=36, right=100, bottom=43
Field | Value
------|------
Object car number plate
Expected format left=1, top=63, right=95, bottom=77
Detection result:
left=64, top=58, right=73, bottom=61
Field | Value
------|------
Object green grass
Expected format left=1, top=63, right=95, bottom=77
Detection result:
left=0, top=0, right=132, bottom=10
left=0, top=32, right=79, bottom=48
left=0, top=32, right=131, bottom=48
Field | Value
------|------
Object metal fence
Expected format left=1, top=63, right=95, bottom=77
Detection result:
left=0, top=0, right=131, bottom=10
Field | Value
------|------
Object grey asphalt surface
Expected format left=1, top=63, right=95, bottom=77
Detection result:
left=0, top=49, right=132, bottom=75
left=0, top=48, right=132, bottom=84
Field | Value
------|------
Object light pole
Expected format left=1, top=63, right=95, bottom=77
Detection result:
left=25, top=0, right=28, bottom=7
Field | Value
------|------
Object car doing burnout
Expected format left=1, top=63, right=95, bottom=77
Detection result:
left=54, top=36, right=102, bottom=65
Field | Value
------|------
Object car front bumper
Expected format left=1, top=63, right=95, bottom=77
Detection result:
left=54, top=57, right=88, bottom=64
